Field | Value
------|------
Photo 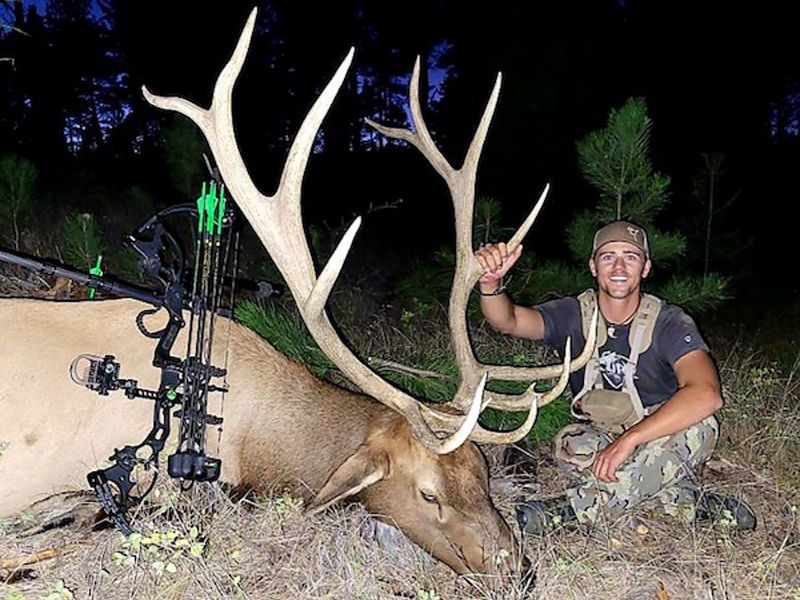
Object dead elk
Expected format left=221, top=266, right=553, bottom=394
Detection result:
left=0, top=7, right=595, bottom=579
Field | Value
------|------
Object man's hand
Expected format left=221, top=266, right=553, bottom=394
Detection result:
left=474, top=242, right=522, bottom=285
left=591, top=434, right=639, bottom=483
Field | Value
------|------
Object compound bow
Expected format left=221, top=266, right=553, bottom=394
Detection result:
left=0, top=182, right=280, bottom=533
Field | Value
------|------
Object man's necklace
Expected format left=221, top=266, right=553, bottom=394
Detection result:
left=605, top=302, right=639, bottom=340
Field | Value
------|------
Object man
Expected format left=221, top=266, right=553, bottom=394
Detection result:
left=475, top=220, right=755, bottom=533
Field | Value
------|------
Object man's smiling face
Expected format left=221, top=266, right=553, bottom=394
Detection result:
left=589, top=241, right=651, bottom=300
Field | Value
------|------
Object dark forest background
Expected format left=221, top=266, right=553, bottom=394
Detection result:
left=1, top=0, right=799, bottom=339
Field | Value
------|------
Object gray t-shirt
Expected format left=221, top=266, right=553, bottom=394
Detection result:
left=536, top=296, right=709, bottom=407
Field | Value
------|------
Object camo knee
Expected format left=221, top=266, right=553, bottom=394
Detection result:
left=667, top=414, right=718, bottom=466
left=567, top=482, right=606, bottom=525
left=566, top=464, right=670, bottom=525
left=553, top=423, right=612, bottom=476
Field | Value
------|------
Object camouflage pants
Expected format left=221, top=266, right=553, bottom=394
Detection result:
left=553, top=415, right=719, bottom=525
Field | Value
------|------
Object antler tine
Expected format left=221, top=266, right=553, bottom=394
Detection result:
left=143, top=8, right=265, bottom=219
left=143, top=8, right=481, bottom=456
left=508, top=183, right=549, bottom=254
left=421, top=340, right=572, bottom=444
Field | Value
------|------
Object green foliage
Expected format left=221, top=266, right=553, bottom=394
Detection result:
left=473, top=197, right=514, bottom=246
left=371, top=353, right=458, bottom=402
left=235, top=297, right=458, bottom=400
left=44, top=581, right=74, bottom=600
left=511, top=260, right=594, bottom=306
left=685, top=153, right=748, bottom=277
left=62, top=211, right=105, bottom=270
left=396, top=195, right=513, bottom=318
left=646, top=229, right=686, bottom=265
left=565, top=209, right=597, bottom=261
left=124, top=185, right=157, bottom=217
left=577, top=97, right=670, bottom=223
left=480, top=397, right=572, bottom=443
left=395, top=258, right=452, bottom=320
left=0, top=152, right=38, bottom=250
left=575, top=98, right=675, bottom=251
left=417, top=589, right=442, bottom=600
left=164, top=115, right=206, bottom=200
left=657, top=273, right=731, bottom=314
left=235, top=298, right=340, bottom=382
left=307, top=223, right=327, bottom=264
left=112, top=524, right=205, bottom=576
left=113, top=246, right=146, bottom=284
left=273, top=491, right=303, bottom=522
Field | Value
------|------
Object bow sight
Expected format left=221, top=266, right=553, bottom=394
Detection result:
left=0, top=182, right=280, bottom=534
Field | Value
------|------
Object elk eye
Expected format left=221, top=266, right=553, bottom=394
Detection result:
left=420, top=490, right=438, bottom=504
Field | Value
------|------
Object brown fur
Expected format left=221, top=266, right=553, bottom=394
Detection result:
left=0, top=297, right=521, bottom=575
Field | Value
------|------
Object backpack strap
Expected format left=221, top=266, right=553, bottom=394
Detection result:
left=573, top=289, right=604, bottom=417
left=622, top=293, right=662, bottom=420
left=578, top=289, right=606, bottom=347
left=628, top=293, right=661, bottom=362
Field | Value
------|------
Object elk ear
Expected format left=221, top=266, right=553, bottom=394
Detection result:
left=306, top=445, right=388, bottom=515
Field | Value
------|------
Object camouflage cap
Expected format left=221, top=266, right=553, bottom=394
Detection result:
left=592, top=220, right=649, bottom=258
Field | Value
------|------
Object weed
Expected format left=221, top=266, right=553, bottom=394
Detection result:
left=274, top=492, right=303, bottom=522
left=112, top=524, right=206, bottom=576
left=62, top=212, right=105, bottom=271
left=44, top=581, right=73, bottom=600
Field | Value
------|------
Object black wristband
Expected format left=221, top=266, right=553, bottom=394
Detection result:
left=478, top=287, right=507, bottom=297
left=477, top=276, right=511, bottom=296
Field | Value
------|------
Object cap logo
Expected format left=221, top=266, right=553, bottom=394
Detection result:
left=626, top=226, right=641, bottom=241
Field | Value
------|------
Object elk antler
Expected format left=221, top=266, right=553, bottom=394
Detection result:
left=366, top=59, right=598, bottom=442
left=142, top=8, right=486, bottom=454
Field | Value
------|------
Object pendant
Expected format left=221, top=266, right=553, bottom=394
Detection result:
left=607, top=325, right=617, bottom=339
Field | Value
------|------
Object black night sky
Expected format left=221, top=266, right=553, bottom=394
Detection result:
left=2, top=1, right=799, bottom=323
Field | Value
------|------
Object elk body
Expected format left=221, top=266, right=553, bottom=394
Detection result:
left=0, top=7, right=595, bottom=578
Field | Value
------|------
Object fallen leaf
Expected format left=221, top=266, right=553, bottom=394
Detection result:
left=656, top=581, right=670, bottom=600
